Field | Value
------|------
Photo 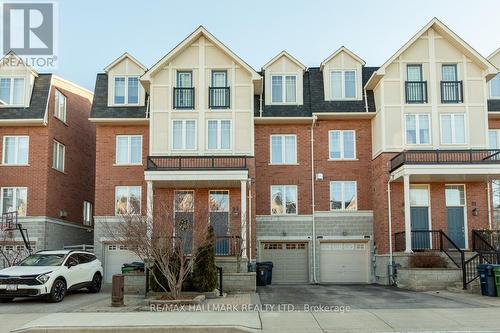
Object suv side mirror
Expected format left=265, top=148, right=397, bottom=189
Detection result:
left=66, top=260, right=77, bottom=268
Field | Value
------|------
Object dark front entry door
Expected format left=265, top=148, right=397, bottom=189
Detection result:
left=411, top=207, right=430, bottom=250
left=210, top=212, right=229, bottom=255
left=447, top=207, right=465, bottom=249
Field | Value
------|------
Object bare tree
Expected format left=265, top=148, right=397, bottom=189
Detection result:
left=0, top=229, right=29, bottom=268
left=103, top=201, right=212, bottom=299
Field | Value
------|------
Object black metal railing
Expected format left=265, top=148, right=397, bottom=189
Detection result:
left=209, top=87, right=230, bottom=109
left=390, top=149, right=500, bottom=172
left=405, top=81, right=428, bottom=103
left=473, top=229, right=500, bottom=251
left=441, top=81, right=463, bottom=103
left=147, top=156, right=249, bottom=171
left=214, top=236, right=241, bottom=257
left=174, top=87, right=195, bottom=109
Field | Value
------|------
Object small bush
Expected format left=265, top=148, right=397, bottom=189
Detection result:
left=409, top=253, right=448, bottom=268
left=192, top=226, right=218, bottom=292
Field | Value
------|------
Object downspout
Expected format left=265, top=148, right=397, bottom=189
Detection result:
left=364, top=88, right=369, bottom=112
left=311, top=115, right=318, bottom=284
left=387, top=175, right=395, bottom=285
left=248, top=178, right=253, bottom=262
left=259, top=93, right=263, bottom=117
left=487, top=180, right=492, bottom=230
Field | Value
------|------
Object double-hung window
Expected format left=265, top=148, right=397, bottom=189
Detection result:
left=330, top=181, right=357, bottom=210
left=172, top=120, right=196, bottom=150
left=116, top=135, right=142, bottom=165
left=490, top=74, right=500, bottom=99
left=52, top=140, right=65, bottom=172
left=83, top=201, right=93, bottom=226
left=405, top=114, right=430, bottom=145
left=440, top=114, right=466, bottom=145
left=210, top=71, right=229, bottom=108
left=330, top=70, right=356, bottom=99
left=270, top=134, right=296, bottom=164
left=2, top=136, right=28, bottom=165
left=54, top=90, right=67, bottom=122
left=114, top=76, right=139, bottom=105
left=1, top=187, right=27, bottom=216
left=329, top=130, right=356, bottom=159
left=271, top=75, right=297, bottom=104
left=271, top=185, right=297, bottom=215
left=0, top=77, right=24, bottom=105
left=115, top=186, right=141, bottom=215
left=207, top=120, right=231, bottom=150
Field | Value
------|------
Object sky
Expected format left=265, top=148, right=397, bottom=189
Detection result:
left=52, top=0, right=500, bottom=90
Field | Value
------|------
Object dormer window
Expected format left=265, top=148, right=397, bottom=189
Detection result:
left=330, top=70, right=356, bottom=100
left=113, top=76, right=139, bottom=105
left=0, top=77, right=24, bottom=106
left=271, top=75, right=297, bottom=104
left=491, top=74, right=500, bottom=99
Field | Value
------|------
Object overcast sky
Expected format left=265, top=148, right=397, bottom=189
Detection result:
left=54, top=0, right=500, bottom=90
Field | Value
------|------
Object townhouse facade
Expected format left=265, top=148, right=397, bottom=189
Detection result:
left=91, top=18, right=500, bottom=285
left=0, top=53, right=95, bottom=261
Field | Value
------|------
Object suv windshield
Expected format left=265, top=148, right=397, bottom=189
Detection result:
left=18, top=254, right=67, bottom=266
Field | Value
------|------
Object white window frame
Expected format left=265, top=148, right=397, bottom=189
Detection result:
left=404, top=114, right=431, bottom=145
left=489, top=74, right=500, bottom=99
left=270, top=74, right=298, bottom=104
left=54, top=89, right=67, bottom=123
left=0, top=76, right=25, bottom=106
left=52, top=140, right=65, bottom=172
left=440, top=113, right=467, bottom=145
left=115, top=186, right=142, bottom=215
left=489, top=129, right=500, bottom=149
left=171, top=120, right=197, bottom=151
left=206, top=119, right=232, bottom=150
left=330, top=70, right=357, bottom=100
left=270, top=134, right=297, bottom=164
left=83, top=201, right=92, bottom=226
left=329, top=181, right=358, bottom=211
left=113, top=76, right=140, bottom=106
left=328, top=130, right=356, bottom=160
left=2, top=136, right=29, bottom=165
left=0, top=187, right=28, bottom=216
left=270, top=185, right=298, bottom=215
left=115, top=135, right=142, bottom=165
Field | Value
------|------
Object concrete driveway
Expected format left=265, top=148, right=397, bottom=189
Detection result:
left=257, top=284, right=500, bottom=309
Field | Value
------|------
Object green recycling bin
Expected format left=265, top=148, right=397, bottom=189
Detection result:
left=494, top=266, right=500, bottom=298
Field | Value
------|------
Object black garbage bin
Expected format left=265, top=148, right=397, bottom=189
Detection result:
left=260, top=261, right=274, bottom=284
left=256, top=264, right=269, bottom=286
left=478, top=264, right=497, bottom=297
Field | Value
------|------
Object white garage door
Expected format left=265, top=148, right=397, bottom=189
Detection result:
left=260, top=242, right=308, bottom=284
left=104, top=244, right=141, bottom=283
left=320, top=241, right=370, bottom=283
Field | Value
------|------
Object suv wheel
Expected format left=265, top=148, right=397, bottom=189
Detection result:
left=49, top=278, right=66, bottom=303
left=88, top=273, right=102, bottom=293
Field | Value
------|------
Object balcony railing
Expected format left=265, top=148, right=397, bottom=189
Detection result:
left=214, top=236, right=241, bottom=256
left=405, top=81, right=428, bottom=103
left=147, top=155, right=249, bottom=171
left=390, top=149, right=500, bottom=172
left=209, top=87, right=230, bottom=109
left=174, top=87, right=195, bottom=109
left=441, top=81, right=463, bottom=103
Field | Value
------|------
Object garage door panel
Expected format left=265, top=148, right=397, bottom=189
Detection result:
left=104, top=244, right=141, bottom=283
left=320, top=242, right=369, bottom=284
left=260, top=242, right=308, bottom=284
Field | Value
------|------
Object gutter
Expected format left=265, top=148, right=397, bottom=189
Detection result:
left=311, top=115, right=318, bottom=284
left=387, top=174, right=395, bottom=285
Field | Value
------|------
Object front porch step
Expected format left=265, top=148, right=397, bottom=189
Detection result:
left=215, top=257, right=248, bottom=273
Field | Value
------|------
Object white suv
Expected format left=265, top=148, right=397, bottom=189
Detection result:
left=0, top=250, right=103, bottom=302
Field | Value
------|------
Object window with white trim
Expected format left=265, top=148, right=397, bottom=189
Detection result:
left=270, top=134, right=296, bottom=164
left=116, top=135, right=142, bottom=165
left=83, top=201, right=92, bottom=226
left=52, top=140, right=65, bottom=172
left=114, top=76, right=139, bottom=105
left=405, top=114, right=430, bottom=145
left=54, top=89, right=67, bottom=122
left=440, top=114, right=466, bottom=145
left=330, top=70, right=356, bottom=99
left=271, top=185, right=297, bottom=215
left=2, top=136, right=28, bottom=165
left=490, top=74, right=500, bottom=99
left=1, top=187, right=27, bottom=216
left=489, top=129, right=500, bottom=150
left=0, top=77, right=24, bottom=105
left=115, top=186, right=141, bottom=215
left=207, top=120, right=231, bottom=150
left=329, top=130, right=356, bottom=159
left=271, top=75, right=297, bottom=103
left=330, top=181, right=357, bottom=210
left=172, top=120, right=196, bottom=150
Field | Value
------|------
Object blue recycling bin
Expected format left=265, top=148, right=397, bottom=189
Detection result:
left=478, top=264, right=497, bottom=297
left=260, top=261, right=274, bottom=284
left=256, top=264, right=269, bottom=286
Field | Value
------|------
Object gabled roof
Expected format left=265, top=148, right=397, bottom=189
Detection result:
left=104, top=52, right=147, bottom=73
left=365, top=18, right=498, bottom=89
left=262, top=51, right=306, bottom=71
left=320, top=46, right=366, bottom=70
left=0, top=51, right=38, bottom=77
left=487, top=48, right=500, bottom=61
left=141, top=26, right=260, bottom=81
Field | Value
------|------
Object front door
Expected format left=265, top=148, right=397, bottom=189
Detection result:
left=174, top=191, right=194, bottom=254
left=410, top=185, right=430, bottom=250
left=209, top=191, right=230, bottom=255
left=445, top=185, right=466, bottom=249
